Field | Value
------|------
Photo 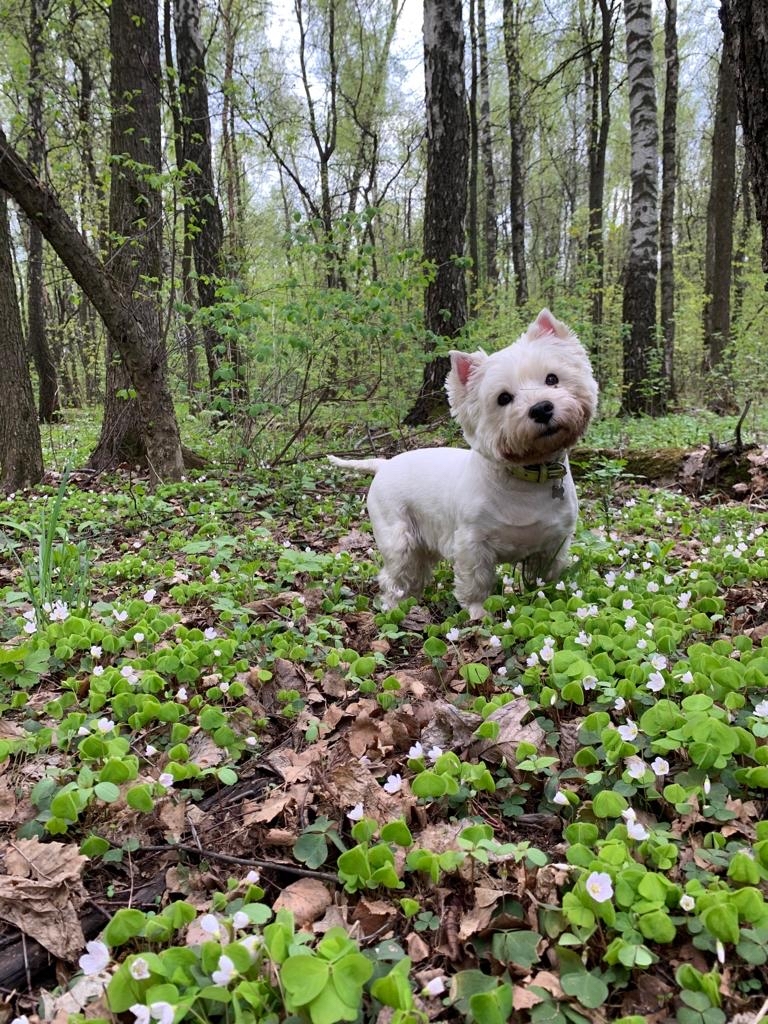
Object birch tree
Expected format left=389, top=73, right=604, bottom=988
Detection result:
left=503, top=0, right=528, bottom=306
left=659, top=0, right=678, bottom=398
left=621, top=0, right=661, bottom=414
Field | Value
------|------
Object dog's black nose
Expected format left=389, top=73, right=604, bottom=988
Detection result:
left=529, top=400, right=554, bottom=424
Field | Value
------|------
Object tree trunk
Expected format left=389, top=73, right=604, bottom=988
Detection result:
left=173, top=0, right=247, bottom=404
left=467, top=0, right=479, bottom=301
left=660, top=0, right=678, bottom=402
left=720, top=0, right=768, bottom=275
left=26, top=0, right=61, bottom=423
left=585, top=0, right=615, bottom=332
left=403, top=0, right=469, bottom=425
left=0, top=58, right=183, bottom=482
left=621, top=0, right=662, bottom=415
left=477, top=0, right=498, bottom=288
left=503, top=0, right=528, bottom=307
left=164, top=0, right=200, bottom=404
left=0, top=192, right=44, bottom=493
left=702, top=49, right=737, bottom=387
left=88, top=0, right=184, bottom=480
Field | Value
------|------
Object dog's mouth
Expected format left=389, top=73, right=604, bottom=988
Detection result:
left=540, top=425, right=561, bottom=438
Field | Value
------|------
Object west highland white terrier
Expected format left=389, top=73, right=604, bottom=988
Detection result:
left=329, top=309, right=598, bottom=619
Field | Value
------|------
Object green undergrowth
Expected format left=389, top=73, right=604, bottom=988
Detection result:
left=1, top=458, right=767, bottom=1024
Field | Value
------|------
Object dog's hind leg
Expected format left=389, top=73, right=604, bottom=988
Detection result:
left=452, top=539, right=497, bottom=619
left=375, top=523, right=437, bottom=609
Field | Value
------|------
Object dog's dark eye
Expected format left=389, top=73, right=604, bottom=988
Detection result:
left=497, top=391, right=513, bottom=406
left=545, top=373, right=559, bottom=386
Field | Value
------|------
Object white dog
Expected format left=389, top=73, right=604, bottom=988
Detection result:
left=329, top=309, right=598, bottom=619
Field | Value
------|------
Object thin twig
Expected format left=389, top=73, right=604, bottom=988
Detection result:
left=141, top=844, right=339, bottom=883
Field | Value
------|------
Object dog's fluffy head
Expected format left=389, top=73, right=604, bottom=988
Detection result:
left=446, top=309, right=598, bottom=465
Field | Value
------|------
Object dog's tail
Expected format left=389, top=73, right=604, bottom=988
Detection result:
left=327, top=455, right=387, bottom=475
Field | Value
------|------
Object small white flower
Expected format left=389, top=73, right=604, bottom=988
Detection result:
left=149, top=1002, right=175, bottom=1024
left=77, top=725, right=90, bottom=736
left=143, top=588, right=157, bottom=603
left=423, top=976, right=447, bottom=996
left=96, top=717, right=115, bottom=734
left=115, top=609, right=128, bottom=622
left=753, top=700, right=768, bottom=719
left=511, top=684, right=524, bottom=696
left=93, top=664, right=105, bottom=676
left=617, top=719, right=639, bottom=742
left=680, top=670, right=694, bottom=684
left=614, top=696, right=626, bottom=712
left=624, top=615, right=637, bottom=630
left=130, top=1006, right=150, bottom=1024
left=200, top=913, right=223, bottom=937
left=245, top=736, right=257, bottom=747
left=446, top=627, right=460, bottom=642
left=585, top=871, right=613, bottom=903
left=133, top=632, right=145, bottom=644
left=575, top=631, right=592, bottom=647
left=677, top=592, right=692, bottom=609
left=647, top=671, right=665, bottom=693
left=239, top=933, right=263, bottom=957
left=427, top=745, right=443, bottom=763
left=383, top=773, right=402, bottom=794
left=158, top=772, right=174, bottom=789
left=130, top=956, right=151, bottom=980
left=488, top=634, right=501, bottom=648
left=79, top=939, right=110, bottom=975
left=408, top=742, right=424, bottom=759
left=176, top=686, right=188, bottom=702
left=212, top=953, right=237, bottom=986
left=703, top=776, right=711, bottom=796
left=23, top=619, right=37, bottom=634
left=650, top=653, right=668, bottom=670
left=646, top=581, right=659, bottom=593
left=540, top=643, right=555, bottom=663
left=204, top=627, right=218, bottom=640
left=637, top=638, right=648, bottom=649
left=347, top=802, right=365, bottom=821
left=90, top=645, right=103, bottom=659
left=582, top=675, right=597, bottom=691
left=715, top=939, right=725, bottom=964
left=232, top=910, right=250, bottom=930
left=496, top=665, right=508, bottom=677
left=120, top=665, right=139, bottom=684
left=49, top=600, right=70, bottom=622
left=622, top=599, right=634, bottom=610
left=210, top=569, right=221, bottom=582
left=651, top=757, right=670, bottom=777
left=552, top=790, right=570, bottom=806
left=219, top=681, right=230, bottom=694
left=245, top=869, right=260, bottom=883
left=526, top=652, right=540, bottom=667
left=626, top=819, right=649, bottom=841
left=625, top=756, right=647, bottom=780
left=679, top=894, right=696, bottom=912
left=145, top=744, right=158, bottom=756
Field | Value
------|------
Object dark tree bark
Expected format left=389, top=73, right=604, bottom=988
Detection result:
left=477, top=0, right=498, bottom=288
left=621, top=0, right=663, bottom=415
left=467, top=0, right=479, bottom=301
left=702, top=50, right=738, bottom=386
left=26, top=0, right=61, bottom=423
left=0, top=76, right=183, bottom=482
left=502, top=0, right=528, bottom=306
left=164, top=0, right=200, bottom=403
left=584, top=0, right=616, bottom=331
left=660, top=0, right=678, bottom=400
left=173, top=0, right=247, bottom=403
left=87, top=0, right=184, bottom=479
left=0, top=192, right=44, bottom=492
left=720, top=0, right=768, bottom=276
left=403, top=0, right=469, bottom=425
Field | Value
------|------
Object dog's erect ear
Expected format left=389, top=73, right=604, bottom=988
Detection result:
left=448, top=350, right=486, bottom=387
left=527, top=308, right=569, bottom=341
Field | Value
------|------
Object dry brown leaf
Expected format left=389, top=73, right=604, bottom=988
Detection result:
left=458, top=886, right=505, bottom=940
left=156, top=798, right=188, bottom=842
left=406, top=931, right=431, bottom=963
left=265, top=743, right=329, bottom=784
left=40, top=971, right=111, bottom=1021
left=470, top=699, right=546, bottom=764
left=243, top=789, right=295, bottom=825
left=273, top=878, right=331, bottom=926
left=187, top=730, right=225, bottom=770
left=0, top=838, right=87, bottom=960
left=420, top=700, right=482, bottom=752
left=352, top=897, right=395, bottom=938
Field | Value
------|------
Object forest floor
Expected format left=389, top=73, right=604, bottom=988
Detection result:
left=1, top=411, right=768, bottom=1024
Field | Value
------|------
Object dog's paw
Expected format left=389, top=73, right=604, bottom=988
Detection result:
left=467, top=602, right=488, bottom=621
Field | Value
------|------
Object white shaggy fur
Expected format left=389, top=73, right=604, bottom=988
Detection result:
left=329, top=309, right=598, bottom=619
